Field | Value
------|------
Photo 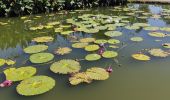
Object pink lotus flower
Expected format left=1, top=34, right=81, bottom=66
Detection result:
left=0, top=80, right=12, bottom=87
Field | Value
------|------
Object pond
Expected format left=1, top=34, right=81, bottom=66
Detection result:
left=0, top=3, right=170, bottom=100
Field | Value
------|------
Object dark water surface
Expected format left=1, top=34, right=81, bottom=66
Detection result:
left=0, top=3, right=170, bottom=100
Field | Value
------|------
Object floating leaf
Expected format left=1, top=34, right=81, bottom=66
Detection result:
left=83, top=29, right=99, bottom=33
left=125, top=25, right=140, bottom=30
left=86, top=67, right=109, bottom=80
left=32, top=36, right=54, bottom=43
left=132, top=53, right=150, bottom=61
left=30, top=53, right=54, bottom=64
left=160, top=27, right=170, bottom=32
left=72, top=43, right=88, bottom=48
left=16, top=76, right=55, bottom=96
left=60, top=31, right=73, bottom=35
left=144, top=26, right=159, bottom=31
left=4, top=66, right=36, bottom=81
left=108, top=39, right=120, bottom=44
left=94, top=39, right=108, bottom=44
left=104, top=31, right=122, bottom=37
left=148, top=49, right=169, bottom=57
left=24, top=45, right=48, bottom=54
left=85, top=54, right=101, bottom=61
left=102, top=51, right=118, bottom=58
left=50, top=59, right=81, bottom=74
left=0, top=59, right=5, bottom=66
left=85, top=45, right=99, bottom=51
left=148, top=32, right=167, bottom=37
left=5, top=59, right=16, bottom=65
left=69, top=72, right=92, bottom=85
left=79, top=38, right=95, bottom=43
left=130, top=37, right=143, bottom=42
left=162, top=43, right=170, bottom=48
left=54, top=47, right=72, bottom=55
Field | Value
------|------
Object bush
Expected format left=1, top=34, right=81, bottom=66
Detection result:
left=0, top=0, right=127, bottom=17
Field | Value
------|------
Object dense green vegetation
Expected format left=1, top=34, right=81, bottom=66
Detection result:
left=0, top=0, right=127, bottom=17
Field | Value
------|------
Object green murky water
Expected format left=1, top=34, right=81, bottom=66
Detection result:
left=1, top=3, right=170, bottom=100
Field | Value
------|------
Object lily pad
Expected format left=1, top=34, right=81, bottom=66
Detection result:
left=125, top=25, right=140, bottom=30
left=148, top=48, right=169, bottom=57
left=94, top=39, right=108, bottom=44
left=102, top=51, right=118, bottom=58
left=108, top=39, right=120, bottom=44
left=132, top=53, right=150, bottom=61
left=4, top=66, right=36, bottom=81
left=144, top=26, right=159, bottom=31
left=24, top=45, right=48, bottom=54
left=79, top=38, right=95, bottom=43
left=0, top=59, right=5, bottom=66
left=130, top=37, right=143, bottom=42
left=50, top=59, right=81, bottom=74
left=148, top=32, right=167, bottom=37
left=32, top=36, right=54, bottom=43
left=162, top=43, right=170, bottom=48
left=104, top=31, right=123, bottom=37
left=86, top=67, right=109, bottom=80
left=54, top=47, right=72, bottom=55
left=69, top=72, right=92, bottom=85
left=85, top=45, right=100, bottom=51
left=72, top=43, right=88, bottom=48
left=60, top=31, right=74, bottom=35
left=85, top=54, right=101, bottom=61
left=16, top=76, right=55, bottom=96
left=30, top=53, right=54, bottom=64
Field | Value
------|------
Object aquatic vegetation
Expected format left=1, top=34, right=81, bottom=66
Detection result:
left=69, top=72, right=92, bottom=85
left=125, top=25, right=140, bottom=30
left=72, top=43, right=88, bottom=48
left=86, top=67, right=109, bottom=80
left=0, top=59, right=6, bottom=66
left=85, top=54, right=101, bottom=61
left=0, top=80, right=13, bottom=87
left=144, top=26, right=159, bottom=31
left=148, top=49, right=169, bottom=57
left=16, top=76, right=55, bottom=96
left=24, top=45, right=48, bottom=54
left=162, top=43, right=170, bottom=48
left=94, top=39, right=108, bottom=44
left=0, top=59, right=15, bottom=66
left=85, top=45, right=100, bottom=51
left=50, top=59, right=81, bottom=74
left=132, top=53, right=150, bottom=61
left=104, top=31, right=123, bottom=37
left=108, top=39, right=120, bottom=44
left=4, top=67, right=36, bottom=82
left=32, top=36, right=54, bottom=43
left=79, top=38, right=95, bottom=43
left=30, top=53, right=54, bottom=64
left=60, top=31, right=74, bottom=35
left=148, top=32, right=168, bottom=37
left=54, top=47, right=72, bottom=55
left=102, top=51, right=118, bottom=58
left=130, top=37, right=143, bottom=42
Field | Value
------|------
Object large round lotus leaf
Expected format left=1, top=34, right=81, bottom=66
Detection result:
left=95, top=26, right=107, bottom=30
left=148, top=49, right=169, bottom=57
left=83, top=29, right=99, bottom=33
left=144, top=26, right=159, bottom=31
left=85, top=54, right=101, bottom=61
left=85, top=45, right=99, bottom=51
left=132, top=53, right=150, bottom=61
left=130, top=37, right=143, bottom=42
left=160, top=27, right=170, bottom=32
left=104, top=31, right=122, bottom=37
left=86, top=67, right=109, bottom=80
left=24, top=45, right=48, bottom=54
left=102, top=51, right=118, bottom=58
left=72, top=43, right=88, bottom=48
left=4, top=66, right=36, bottom=81
left=60, top=31, right=73, bottom=35
left=148, top=32, right=166, bottom=37
left=108, top=39, right=120, bottom=44
left=0, top=59, right=5, bottom=66
left=133, top=23, right=150, bottom=27
left=69, top=72, right=92, bottom=85
left=79, top=38, right=95, bottom=43
left=32, top=36, right=54, bottom=43
left=30, top=53, right=54, bottom=64
left=16, top=76, right=55, bottom=96
left=50, top=59, right=81, bottom=74
left=162, top=43, right=170, bottom=48
left=54, top=47, right=72, bottom=55
left=125, top=25, right=140, bottom=30
left=94, top=39, right=108, bottom=44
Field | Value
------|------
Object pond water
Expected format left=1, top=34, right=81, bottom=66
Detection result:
left=0, top=3, right=170, bottom=100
